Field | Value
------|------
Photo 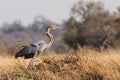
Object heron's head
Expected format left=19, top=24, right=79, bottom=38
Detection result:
left=47, top=24, right=64, bottom=30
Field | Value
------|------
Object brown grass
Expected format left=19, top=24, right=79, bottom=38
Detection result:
left=0, top=48, right=120, bottom=80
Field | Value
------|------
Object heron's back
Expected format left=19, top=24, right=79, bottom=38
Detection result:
left=15, top=40, right=47, bottom=59
left=15, top=45, right=37, bottom=59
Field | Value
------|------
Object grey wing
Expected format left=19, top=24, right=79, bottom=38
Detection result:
left=15, top=40, right=46, bottom=59
left=15, top=45, right=38, bottom=58
left=31, top=40, right=46, bottom=51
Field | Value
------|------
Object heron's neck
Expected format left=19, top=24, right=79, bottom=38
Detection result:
left=46, top=28, right=53, bottom=48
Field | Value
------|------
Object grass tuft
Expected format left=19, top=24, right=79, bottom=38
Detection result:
left=0, top=48, right=120, bottom=80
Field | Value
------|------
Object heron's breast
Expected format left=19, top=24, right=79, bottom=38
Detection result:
left=39, top=44, right=48, bottom=51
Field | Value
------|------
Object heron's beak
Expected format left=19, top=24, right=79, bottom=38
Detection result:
left=56, top=26, right=64, bottom=30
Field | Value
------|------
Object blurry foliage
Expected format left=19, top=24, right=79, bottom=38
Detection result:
left=2, top=20, right=26, bottom=33
left=0, top=41, right=7, bottom=54
left=63, top=1, right=120, bottom=50
left=7, top=42, right=27, bottom=55
left=54, top=38, right=70, bottom=53
left=0, top=16, right=64, bottom=55
left=1, top=1, right=120, bottom=55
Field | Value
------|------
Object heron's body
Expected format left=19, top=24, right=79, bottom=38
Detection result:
left=15, top=40, right=46, bottom=59
left=15, top=24, right=63, bottom=69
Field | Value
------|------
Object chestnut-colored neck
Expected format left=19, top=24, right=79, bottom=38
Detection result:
left=46, top=27, right=53, bottom=48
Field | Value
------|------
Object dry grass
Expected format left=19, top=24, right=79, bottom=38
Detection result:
left=0, top=48, right=120, bottom=80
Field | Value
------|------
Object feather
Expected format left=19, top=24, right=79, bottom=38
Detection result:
left=15, top=45, right=37, bottom=58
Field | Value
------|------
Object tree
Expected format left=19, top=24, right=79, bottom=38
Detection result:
left=63, top=1, right=117, bottom=50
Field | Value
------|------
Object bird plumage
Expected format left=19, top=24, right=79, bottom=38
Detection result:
left=15, top=40, right=46, bottom=59
left=15, top=24, right=63, bottom=69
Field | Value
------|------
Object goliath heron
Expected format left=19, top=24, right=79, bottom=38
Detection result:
left=15, top=24, right=63, bottom=69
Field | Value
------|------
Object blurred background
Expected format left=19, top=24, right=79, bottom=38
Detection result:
left=0, top=0, right=120, bottom=56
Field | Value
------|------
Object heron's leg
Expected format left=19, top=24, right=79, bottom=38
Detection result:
left=28, top=52, right=38, bottom=70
